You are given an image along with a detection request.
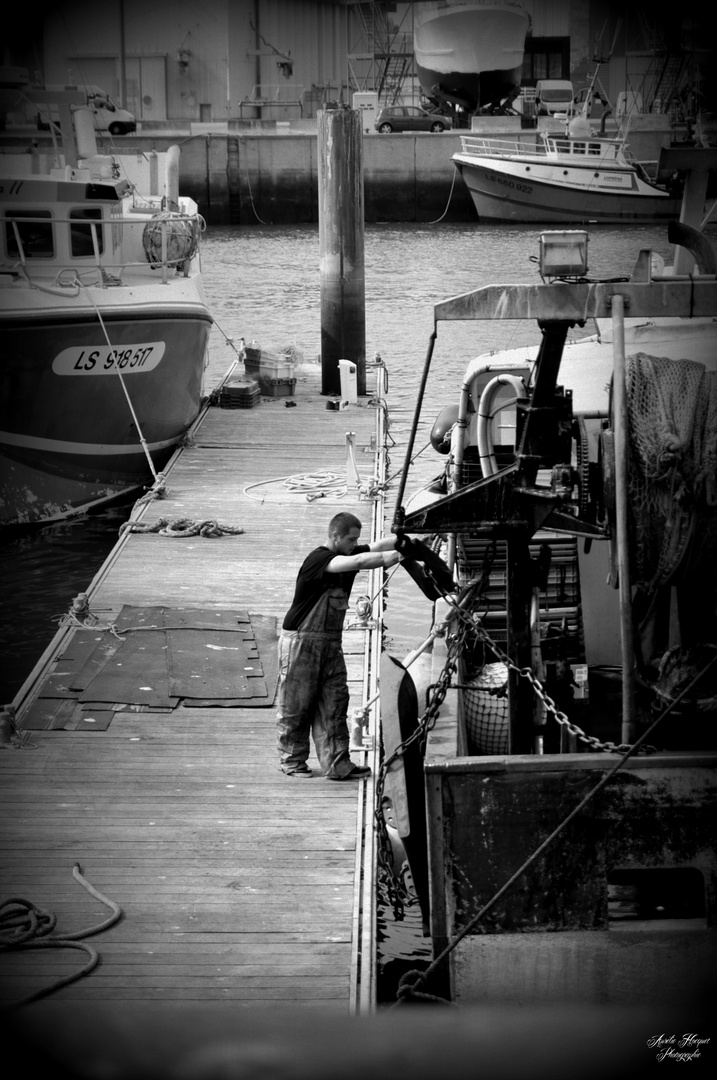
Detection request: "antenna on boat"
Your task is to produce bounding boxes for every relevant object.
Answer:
[577,17,622,123]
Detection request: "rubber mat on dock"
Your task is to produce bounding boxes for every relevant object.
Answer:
[24,607,279,728]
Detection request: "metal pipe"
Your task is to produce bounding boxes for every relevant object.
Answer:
[166,145,180,211]
[611,294,636,743]
[393,330,436,528]
[476,374,528,477]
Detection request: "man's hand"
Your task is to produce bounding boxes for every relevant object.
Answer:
[394,533,419,558]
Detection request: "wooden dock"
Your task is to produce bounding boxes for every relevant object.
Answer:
[0,363,388,1016]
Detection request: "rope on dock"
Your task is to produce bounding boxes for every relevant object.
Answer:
[244,472,348,503]
[0,863,122,1010]
[0,706,33,750]
[119,517,245,537]
[133,471,169,507]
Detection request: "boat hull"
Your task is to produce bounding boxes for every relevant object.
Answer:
[414,1,529,111]
[454,156,683,223]
[0,307,212,525]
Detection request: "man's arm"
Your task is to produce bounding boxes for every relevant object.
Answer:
[326,547,402,574]
[367,535,400,553]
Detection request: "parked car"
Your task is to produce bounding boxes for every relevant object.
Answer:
[375,106,452,133]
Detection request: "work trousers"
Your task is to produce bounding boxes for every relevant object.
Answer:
[276,629,354,777]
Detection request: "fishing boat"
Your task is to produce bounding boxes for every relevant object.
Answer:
[380,148,717,1008]
[452,127,685,224]
[413,1,530,115]
[0,85,212,527]
[451,54,694,224]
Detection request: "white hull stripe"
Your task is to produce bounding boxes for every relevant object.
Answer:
[0,431,180,456]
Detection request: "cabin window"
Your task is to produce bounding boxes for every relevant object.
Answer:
[572,142,586,154]
[70,207,104,257]
[588,143,602,155]
[5,210,54,259]
[608,868,706,927]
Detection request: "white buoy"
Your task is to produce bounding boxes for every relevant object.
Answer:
[74,107,98,160]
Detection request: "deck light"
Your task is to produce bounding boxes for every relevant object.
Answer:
[539,230,589,278]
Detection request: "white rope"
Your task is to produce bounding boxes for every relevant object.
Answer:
[79,282,160,481]
[243,471,348,503]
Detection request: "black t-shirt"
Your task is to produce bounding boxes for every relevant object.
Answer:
[282,544,370,630]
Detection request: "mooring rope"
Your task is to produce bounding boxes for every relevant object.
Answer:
[426,162,459,225]
[0,863,122,1009]
[80,282,161,482]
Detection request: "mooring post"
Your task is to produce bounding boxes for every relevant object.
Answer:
[318,107,366,397]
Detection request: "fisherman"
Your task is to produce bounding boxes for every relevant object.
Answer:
[276,512,404,780]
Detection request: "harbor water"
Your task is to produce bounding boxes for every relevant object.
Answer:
[0,219,687,1000]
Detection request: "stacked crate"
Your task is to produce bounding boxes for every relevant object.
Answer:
[243,346,297,397]
[217,376,261,409]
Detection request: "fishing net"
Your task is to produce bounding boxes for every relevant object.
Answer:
[654,643,717,712]
[464,662,509,754]
[142,211,199,267]
[626,353,717,591]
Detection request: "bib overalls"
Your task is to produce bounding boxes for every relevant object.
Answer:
[276,584,355,778]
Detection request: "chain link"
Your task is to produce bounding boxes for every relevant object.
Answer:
[374,580,483,913]
[375,547,657,909]
[464,614,657,755]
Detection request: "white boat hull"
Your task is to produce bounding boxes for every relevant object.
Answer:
[414,1,530,111]
[453,153,682,223]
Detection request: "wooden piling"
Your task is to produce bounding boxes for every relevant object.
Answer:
[318,107,366,396]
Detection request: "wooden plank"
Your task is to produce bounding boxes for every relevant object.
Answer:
[1,369,384,1012]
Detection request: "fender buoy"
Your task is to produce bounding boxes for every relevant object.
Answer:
[429,405,460,454]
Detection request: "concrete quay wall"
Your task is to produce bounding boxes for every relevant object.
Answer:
[150,115,676,227]
[124,130,475,226]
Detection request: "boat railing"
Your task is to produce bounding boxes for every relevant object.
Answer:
[3,207,203,287]
[458,135,545,158]
[458,133,627,165]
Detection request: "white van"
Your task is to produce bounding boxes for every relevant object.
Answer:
[535,80,575,117]
[38,85,136,135]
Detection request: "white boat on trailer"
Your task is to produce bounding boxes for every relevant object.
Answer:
[0,84,212,527]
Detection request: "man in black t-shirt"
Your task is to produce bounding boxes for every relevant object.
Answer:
[276,511,403,779]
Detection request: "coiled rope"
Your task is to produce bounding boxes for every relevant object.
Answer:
[119,517,244,538]
[244,472,348,503]
[0,863,122,1009]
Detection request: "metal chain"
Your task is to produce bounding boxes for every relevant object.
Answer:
[375,578,485,913]
[376,537,655,917]
[451,598,657,755]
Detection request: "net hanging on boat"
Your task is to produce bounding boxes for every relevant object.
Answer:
[626,352,717,592]
[142,211,199,267]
